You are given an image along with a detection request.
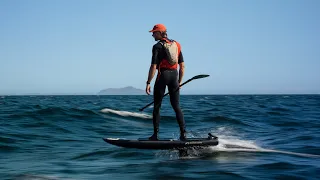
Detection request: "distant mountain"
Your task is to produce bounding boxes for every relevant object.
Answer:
[98,86,145,95]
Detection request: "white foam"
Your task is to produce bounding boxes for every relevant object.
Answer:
[206,134,320,158]
[257,148,320,158]
[185,127,320,159]
[100,108,152,119]
[211,137,261,152]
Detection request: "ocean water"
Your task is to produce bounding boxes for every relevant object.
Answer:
[0,95,319,180]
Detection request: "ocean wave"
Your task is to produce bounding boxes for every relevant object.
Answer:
[270,107,291,112]
[1,95,319,179]
[253,162,306,169]
[7,106,99,120]
[100,108,152,119]
[270,121,302,127]
[0,136,17,144]
[71,149,115,160]
[0,145,19,152]
[203,115,248,126]
[100,114,151,129]
[12,174,63,180]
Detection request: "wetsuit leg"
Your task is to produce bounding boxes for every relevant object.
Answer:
[149,74,166,140]
[167,70,186,140]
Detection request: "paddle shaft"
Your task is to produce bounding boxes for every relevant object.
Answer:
[139,78,194,111]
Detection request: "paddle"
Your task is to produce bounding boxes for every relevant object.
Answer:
[139,74,210,111]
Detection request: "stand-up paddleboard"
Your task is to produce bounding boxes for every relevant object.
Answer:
[103,133,218,150]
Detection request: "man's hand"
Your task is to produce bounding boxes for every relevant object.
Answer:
[146,84,151,95]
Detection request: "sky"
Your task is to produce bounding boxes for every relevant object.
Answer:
[0,0,319,95]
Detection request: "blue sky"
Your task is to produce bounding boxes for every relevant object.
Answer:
[0,0,319,95]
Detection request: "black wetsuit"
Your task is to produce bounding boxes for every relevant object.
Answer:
[149,39,186,140]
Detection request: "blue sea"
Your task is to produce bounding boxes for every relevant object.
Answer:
[1,95,319,180]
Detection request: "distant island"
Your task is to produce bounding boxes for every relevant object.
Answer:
[98,86,145,95]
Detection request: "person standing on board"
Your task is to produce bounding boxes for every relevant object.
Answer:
[145,24,186,141]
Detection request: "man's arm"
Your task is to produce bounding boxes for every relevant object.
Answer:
[178,51,185,84]
[179,62,185,84]
[147,64,157,84]
[147,44,160,84]
[145,44,160,95]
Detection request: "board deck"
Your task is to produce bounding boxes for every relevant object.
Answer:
[103,133,219,150]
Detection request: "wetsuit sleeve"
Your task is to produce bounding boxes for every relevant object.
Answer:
[176,41,184,63]
[178,51,184,63]
[151,44,160,65]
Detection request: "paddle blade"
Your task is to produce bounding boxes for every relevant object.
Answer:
[192,74,210,80]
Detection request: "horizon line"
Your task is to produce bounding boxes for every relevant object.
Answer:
[1,93,319,96]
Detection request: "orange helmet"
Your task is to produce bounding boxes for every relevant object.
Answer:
[149,24,167,32]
